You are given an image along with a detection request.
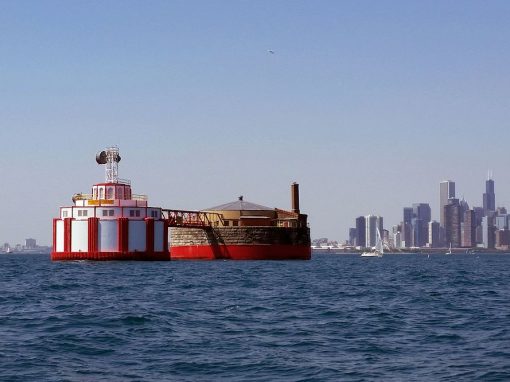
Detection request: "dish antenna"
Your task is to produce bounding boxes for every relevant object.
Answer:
[96,146,121,182]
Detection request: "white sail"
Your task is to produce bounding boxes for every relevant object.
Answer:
[361,228,384,257]
[375,228,384,255]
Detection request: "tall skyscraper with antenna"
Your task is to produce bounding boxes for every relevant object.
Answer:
[483,171,496,216]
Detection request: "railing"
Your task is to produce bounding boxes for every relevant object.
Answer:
[72,193,93,201]
[162,209,224,228]
[72,193,147,201]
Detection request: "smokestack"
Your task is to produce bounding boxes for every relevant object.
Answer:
[291,182,300,214]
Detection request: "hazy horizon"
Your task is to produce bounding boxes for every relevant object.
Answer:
[1,1,510,245]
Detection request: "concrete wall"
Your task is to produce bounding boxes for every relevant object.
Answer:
[170,226,311,247]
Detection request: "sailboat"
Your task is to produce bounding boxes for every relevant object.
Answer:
[445,243,452,255]
[361,228,384,258]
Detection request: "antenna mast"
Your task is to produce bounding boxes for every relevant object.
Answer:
[96,146,121,183]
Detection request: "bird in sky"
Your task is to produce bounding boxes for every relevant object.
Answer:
[268,50,275,54]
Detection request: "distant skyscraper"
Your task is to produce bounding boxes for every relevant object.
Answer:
[377,216,384,245]
[412,203,431,247]
[482,216,495,249]
[495,230,510,249]
[428,221,440,248]
[459,198,469,223]
[348,228,357,246]
[462,210,476,248]
[473,206,484,226]
[483,176,496,216]
[444,198,461,248]
[403,207,413,225]
[393,231,402,249]
[401,221,412,248]
[495,215,508,230]
[25,238,36,249]
[365,215,377,247]
[355,216,366,247]
[365,215,383,247]
[402,208,413,247]
[440,180,455,228]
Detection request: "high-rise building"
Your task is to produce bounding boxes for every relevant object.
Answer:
[428,221,440,248]
[377,216,384,243]
[459,198,469,223]
[483,176,496,216]
[473,207,484,226]
[482,216,495,249]
[412,218,424,247]
[462,210,476,248]
[355,216,366,248]
[365,215,383,247]
[365,215,377,247]
[440,181,455,228]
[25,238,36,249]
[401,221,413,248]
[475,225,483,245]
[348,228,357,246]
[495,230,510,250]
[402,208,413,247]
[495,215,508,230]
[412,203,431,247]
[393,231,402,249]
[444,198,461,248]
[403,207,413,225]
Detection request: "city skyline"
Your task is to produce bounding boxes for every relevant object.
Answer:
[347,173,510,249]
[1,2,510,244]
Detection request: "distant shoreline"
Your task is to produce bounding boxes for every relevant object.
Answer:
[312,248,510,255]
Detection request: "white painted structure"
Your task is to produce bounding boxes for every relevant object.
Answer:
[51,147,169,261]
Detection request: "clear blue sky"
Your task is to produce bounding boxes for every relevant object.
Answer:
[1,1,510,245]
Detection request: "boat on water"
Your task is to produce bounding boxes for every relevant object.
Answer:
[445,243,452,255]
[361,228,383,258]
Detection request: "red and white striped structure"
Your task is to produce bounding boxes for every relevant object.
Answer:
[51,147,169,261]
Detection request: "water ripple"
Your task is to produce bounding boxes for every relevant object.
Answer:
[0,253,510,381]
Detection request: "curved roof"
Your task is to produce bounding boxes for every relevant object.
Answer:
[204,199,274,212]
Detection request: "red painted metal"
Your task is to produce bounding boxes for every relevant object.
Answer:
[63,218,72,253]
[88,217,99,253]
[117,218,129,253]
[51,251,170,261]
[52,218,58,252]
[163,220,169,251]
[170,244,311,261]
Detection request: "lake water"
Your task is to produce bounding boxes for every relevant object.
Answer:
[1,253,509,381]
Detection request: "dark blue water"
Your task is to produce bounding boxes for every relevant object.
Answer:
[1,253,509,381]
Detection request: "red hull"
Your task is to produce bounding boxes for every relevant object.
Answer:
[170,244,311,260]
[51,251,170,261]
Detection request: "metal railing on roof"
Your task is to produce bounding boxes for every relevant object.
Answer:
[162,209,224,227]
[72,193,147,202]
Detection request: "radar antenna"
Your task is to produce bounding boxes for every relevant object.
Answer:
[96,146,121,183]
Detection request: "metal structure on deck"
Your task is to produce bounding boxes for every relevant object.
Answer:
[162,209,224,228]
[96,146,122,183]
